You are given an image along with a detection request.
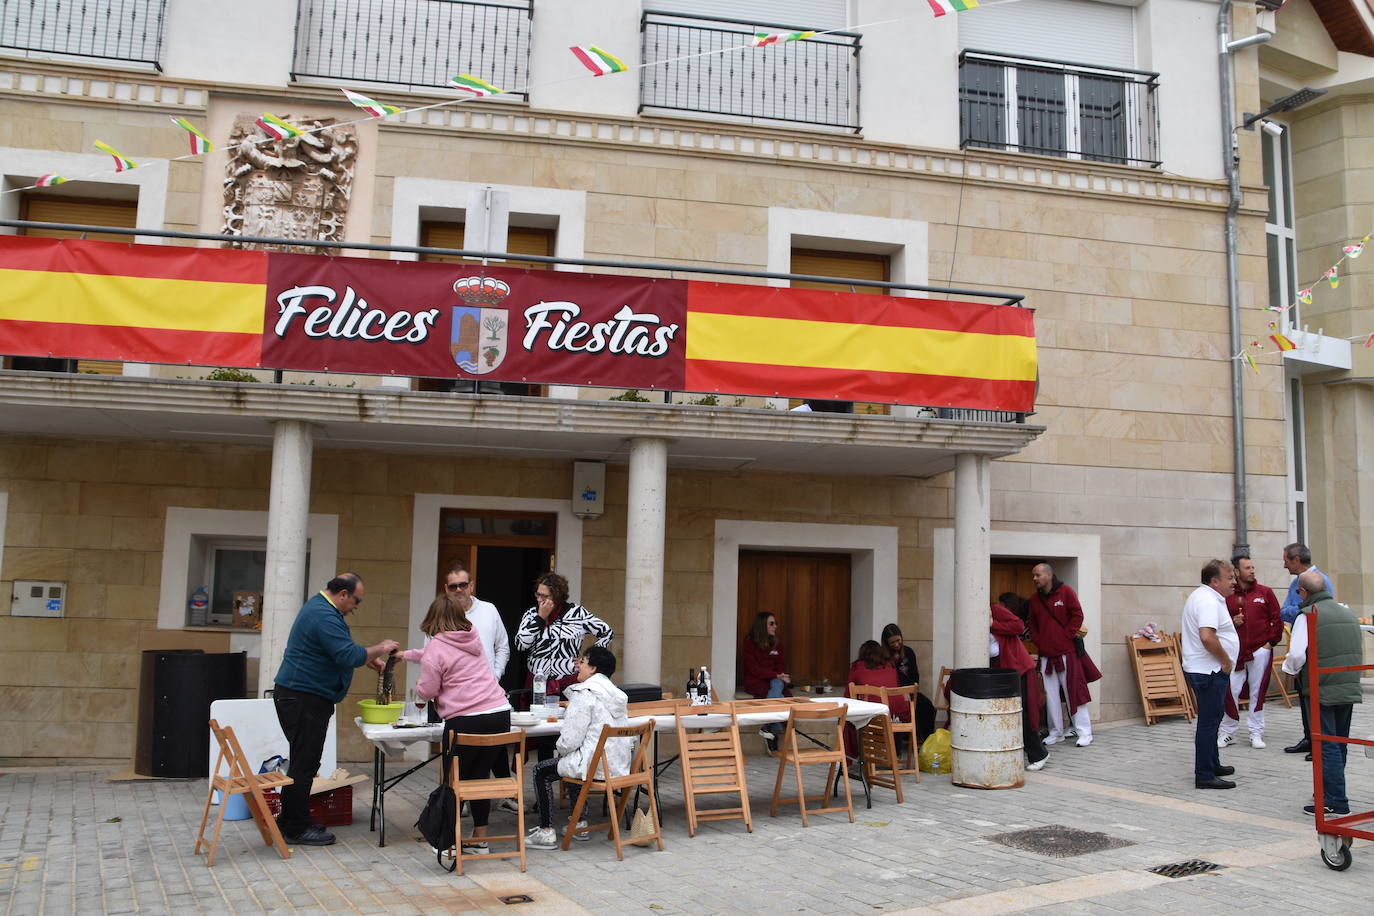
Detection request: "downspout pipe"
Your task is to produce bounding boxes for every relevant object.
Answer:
[1219,0,1250,559]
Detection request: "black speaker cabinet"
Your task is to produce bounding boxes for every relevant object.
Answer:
[134,649,246,777]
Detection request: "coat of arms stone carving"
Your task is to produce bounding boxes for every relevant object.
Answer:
[221,114,356,253]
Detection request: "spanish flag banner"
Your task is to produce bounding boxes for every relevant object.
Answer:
[685,284,1036,412]
[0,236,267,366]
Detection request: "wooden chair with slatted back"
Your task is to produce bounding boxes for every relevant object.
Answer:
[933,667,954,727]
[879,684,921,780]
[769,704,855,827]
[560,720,664,859]
[674,702,753,836]
[195,719,293,866]
[848,686,913,802]
[446,730,527,875]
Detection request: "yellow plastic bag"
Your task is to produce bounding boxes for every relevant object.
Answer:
[918,728,952,774]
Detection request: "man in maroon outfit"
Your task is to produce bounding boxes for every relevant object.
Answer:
[1219,555,1284,749]
[1027,563,1100,747]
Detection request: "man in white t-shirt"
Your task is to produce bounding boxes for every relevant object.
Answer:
[443,566,511,681]
[1181,559,1240,789]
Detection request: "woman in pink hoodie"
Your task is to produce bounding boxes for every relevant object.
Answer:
[415,594,512,851]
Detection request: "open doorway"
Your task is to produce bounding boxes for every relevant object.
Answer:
[437,509,555,690]
[737,551,852,691]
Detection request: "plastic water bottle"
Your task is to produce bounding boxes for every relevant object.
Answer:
[188,585,210,626]
[532,675,547,715]
[933,751,943,774]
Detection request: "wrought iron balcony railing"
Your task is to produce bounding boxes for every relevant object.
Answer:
[640,9,860,133]
[291,0,532,98]
[959,49,1160,168]
[0,0,166,69]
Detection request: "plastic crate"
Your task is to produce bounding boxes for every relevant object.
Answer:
[262,786,354,827]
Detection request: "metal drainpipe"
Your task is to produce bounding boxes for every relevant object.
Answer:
[1219,0,1250,558]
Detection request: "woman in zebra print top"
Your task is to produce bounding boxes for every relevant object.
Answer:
[515,571,614,700]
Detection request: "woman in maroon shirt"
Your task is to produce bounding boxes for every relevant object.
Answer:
[741,612,789,752]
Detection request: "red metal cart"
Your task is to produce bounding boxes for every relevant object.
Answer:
[1306,615,1374,871]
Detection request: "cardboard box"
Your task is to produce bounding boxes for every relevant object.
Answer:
[231,591,262,628]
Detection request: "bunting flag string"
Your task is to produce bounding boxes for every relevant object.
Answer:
[340,88,403,117]
[35,174,67,187]
[255,112,304,140]
[169,116,214,154]
[92,140,137,172]
[927,0,981,16]
[449,74,503,97]
[570,46,628,76]
[752,30,817,46]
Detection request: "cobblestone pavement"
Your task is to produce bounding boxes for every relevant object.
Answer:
[2,697,1371,915]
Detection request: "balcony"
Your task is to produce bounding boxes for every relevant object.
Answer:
[959,49,1160,168]
[640,9,860,133]
[0,0,165,69]
[291,0,532,98]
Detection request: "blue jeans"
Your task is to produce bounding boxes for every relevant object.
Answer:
[1318,704,1353,811]
[1186,671,1227,781]
[765,678,786,737]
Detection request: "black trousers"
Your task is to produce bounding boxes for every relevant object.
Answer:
[273,684,335,835]
[1021,672,1049,764]
[443,709,513,829]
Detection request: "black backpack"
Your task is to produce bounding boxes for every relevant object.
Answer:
[415,745,457,870]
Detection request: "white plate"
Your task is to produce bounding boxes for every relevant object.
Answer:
[510,713,540,727]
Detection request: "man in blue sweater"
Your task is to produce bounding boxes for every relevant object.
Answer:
[274,573,399,846]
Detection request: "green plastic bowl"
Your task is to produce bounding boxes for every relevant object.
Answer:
[359,700,404,724]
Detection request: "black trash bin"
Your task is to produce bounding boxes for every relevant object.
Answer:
[947,667,1023,789]
[134,650,246,777]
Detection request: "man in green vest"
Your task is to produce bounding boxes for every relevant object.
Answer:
[1281,569,1363,816]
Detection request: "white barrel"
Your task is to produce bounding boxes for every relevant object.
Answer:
[949,667,1024,789]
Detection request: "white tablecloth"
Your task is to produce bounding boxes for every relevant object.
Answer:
[356,696,889,755]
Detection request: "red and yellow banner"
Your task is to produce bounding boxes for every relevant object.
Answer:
[0,236,266,366]
[0,237,1037,413]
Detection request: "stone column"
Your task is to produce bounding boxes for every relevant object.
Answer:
[952,453,991,670]
[258,420,315,697]
[622,437,668,686]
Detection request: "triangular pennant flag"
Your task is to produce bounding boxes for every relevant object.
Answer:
[1343,241,1364,259]
[752,30,817,47]
[255,112,304,140]
[169,116,215,154]
[1365,331,1374,349]
[1270,333,1297,351]
[1298,288,1313,304]
[927,0,980,16]
[1324,266,1339,289]
[93,140,137,172]
[1241,350,1259,374]
[35,173,67,187]
[449,74,502,97]
[340,88,402,118]
[570,46,628,76]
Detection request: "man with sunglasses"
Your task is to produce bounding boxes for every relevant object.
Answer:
[442,564,511,682]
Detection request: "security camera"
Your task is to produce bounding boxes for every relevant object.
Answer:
[1260,120,1285,138]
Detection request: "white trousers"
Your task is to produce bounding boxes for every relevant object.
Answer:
[1221,646,1272,738]
[1041,656,1092,739]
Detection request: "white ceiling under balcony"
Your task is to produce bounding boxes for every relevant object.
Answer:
[0,374,1042,478]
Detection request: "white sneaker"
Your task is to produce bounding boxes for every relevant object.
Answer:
[460,840,489,854]
[1044,733,1063,746]
[1063,728,1077,739]
[525,826,558,850]
[1075,735,1093,747]
[1026,755,1049,772]
[1250,736,1266,749]
[497,798,521,814]
[1217,734,1234,748]
[569,819,591,842]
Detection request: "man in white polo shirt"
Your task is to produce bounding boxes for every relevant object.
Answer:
[1181,559,1240,789]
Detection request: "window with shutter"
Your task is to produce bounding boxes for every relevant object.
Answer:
[788,249,891,415]
[8,195,139,375]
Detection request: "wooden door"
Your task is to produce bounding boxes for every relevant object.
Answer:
[738,551,851,689]
[990,559,1038,611]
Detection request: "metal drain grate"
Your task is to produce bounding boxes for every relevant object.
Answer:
[1148,860,1223,879]
[986,825,1134,858]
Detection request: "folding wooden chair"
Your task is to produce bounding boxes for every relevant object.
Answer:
[195,719,293,866]
[560,720,664,859]
[849,684,917,801]
[933,667,954,727]
[675,702,753,836]
[447,730,527,875]
[769,704,855,827]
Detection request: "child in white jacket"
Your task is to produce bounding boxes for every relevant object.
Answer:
[525,646,631,849]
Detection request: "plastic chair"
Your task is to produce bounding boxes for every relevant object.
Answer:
[447,730,527,875]
[195,719,293,866]
[769,704,855,827]
[675,702,753,836]
[560,720,664,859]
